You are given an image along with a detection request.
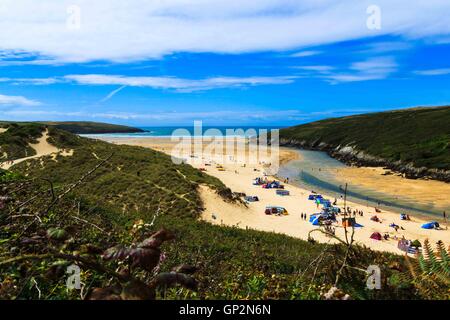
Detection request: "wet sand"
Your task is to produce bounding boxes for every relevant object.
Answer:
[334,166,450,213]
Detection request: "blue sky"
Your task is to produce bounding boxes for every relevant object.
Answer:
[1,0,450,126]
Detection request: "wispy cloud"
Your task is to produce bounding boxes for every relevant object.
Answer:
[0,77,60,85]
[361,41,413,54]
[63,74,297,92]
[293,65,334,73]
[323,57,398,83]
[289,50,322,58]
[100,85,127,102]
[414,68,450,76]
[0,93,41,106]
[0,59,62,67]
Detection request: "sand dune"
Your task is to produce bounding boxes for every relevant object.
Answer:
[0,129,73,170]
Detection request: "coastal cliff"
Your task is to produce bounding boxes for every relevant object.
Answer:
[280,137,450,182]
[280,106,450,183]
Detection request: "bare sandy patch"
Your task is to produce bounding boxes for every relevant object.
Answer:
[1,129,73,170]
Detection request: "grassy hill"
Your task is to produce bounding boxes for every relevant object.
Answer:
[0,121,144,134]
[280,106,450,181]
[1,125,446,300]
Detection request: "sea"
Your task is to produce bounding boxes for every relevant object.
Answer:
[82,126,283,138]
[278,149,447,218]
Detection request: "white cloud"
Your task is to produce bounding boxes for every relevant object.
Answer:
[324,57,398,83]
[293,65,334,73]
[361,41,413,54]
[414,68,450,76]
[289,50,322,58]
[0,77,60,85]
[0,94,41,106]
[63,74,297,92]
[0,0,449,62]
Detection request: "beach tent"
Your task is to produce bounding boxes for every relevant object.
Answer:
[311,217,321,226]
[308,194,323,201]
[353,223,363,228]
[328,206,341,214]
[321,212,336,221]
[322,200,332,208]
[265,206,288,215]
[245,196,259,202]
[421,221,439,229]
[370,232,382,241]
[276,190,290,196]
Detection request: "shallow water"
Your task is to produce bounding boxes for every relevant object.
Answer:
[278,149,446,218]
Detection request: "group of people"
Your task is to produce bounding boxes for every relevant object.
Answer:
[300,213,308,220]
[343,207,364,217]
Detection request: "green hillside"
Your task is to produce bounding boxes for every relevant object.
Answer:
[1,125,446,300]
[280,106,450,180]
[0,121,143,134]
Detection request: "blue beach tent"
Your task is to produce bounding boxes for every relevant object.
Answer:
[323,200,332,208]
[421,221,439,229]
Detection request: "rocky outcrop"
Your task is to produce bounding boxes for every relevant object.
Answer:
[280,138,450,183]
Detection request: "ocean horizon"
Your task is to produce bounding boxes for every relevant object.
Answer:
[82,125,285,138]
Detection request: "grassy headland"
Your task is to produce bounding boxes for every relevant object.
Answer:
[280,106,450,182]
[0,121,144,135]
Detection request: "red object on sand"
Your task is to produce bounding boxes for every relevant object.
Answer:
[370,232,382,241]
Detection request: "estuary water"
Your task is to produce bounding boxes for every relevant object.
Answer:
[278,149,447,218]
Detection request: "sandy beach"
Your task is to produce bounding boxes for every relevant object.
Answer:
[334,166,450,212]
[92,136,449,255]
